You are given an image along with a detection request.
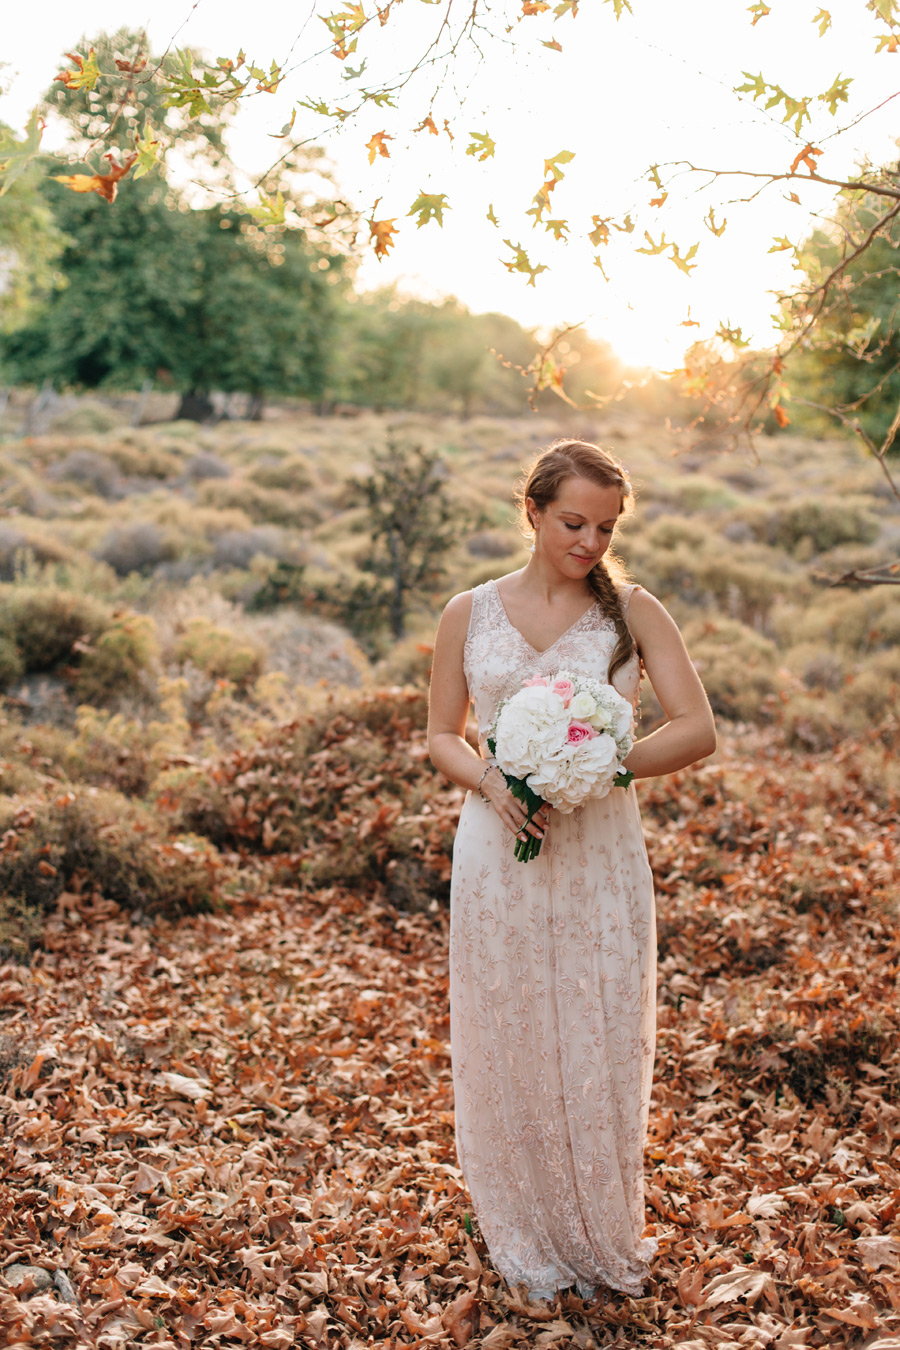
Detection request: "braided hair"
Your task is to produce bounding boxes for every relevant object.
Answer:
[516,439,637,682]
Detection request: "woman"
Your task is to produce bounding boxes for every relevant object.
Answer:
[427,439,715,1302]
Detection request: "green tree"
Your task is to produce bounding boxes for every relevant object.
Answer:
[0,127,66,339]
[791,191,900,448]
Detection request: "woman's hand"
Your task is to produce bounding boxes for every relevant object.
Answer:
[482,765,552,844]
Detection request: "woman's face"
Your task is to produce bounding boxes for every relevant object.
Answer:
[527,474,622,576]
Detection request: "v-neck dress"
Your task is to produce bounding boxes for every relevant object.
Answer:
[449,578,657,1300]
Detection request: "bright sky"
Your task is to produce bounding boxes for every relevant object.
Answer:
[2,0,899,368]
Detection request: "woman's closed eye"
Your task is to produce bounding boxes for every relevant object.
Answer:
[565,523,613,535]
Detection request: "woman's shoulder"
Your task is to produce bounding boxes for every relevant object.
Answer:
[623,584,683,643]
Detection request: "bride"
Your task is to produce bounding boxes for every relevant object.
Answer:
[427,438,715,1302]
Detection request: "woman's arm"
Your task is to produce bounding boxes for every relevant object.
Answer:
[622,588,716,779]
[427,592,549,843]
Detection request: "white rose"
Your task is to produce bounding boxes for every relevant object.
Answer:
[569,690,597,720]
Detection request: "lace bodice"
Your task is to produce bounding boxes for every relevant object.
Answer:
[463,578,642,754]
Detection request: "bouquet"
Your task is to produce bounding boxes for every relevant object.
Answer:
[486,670,635,862]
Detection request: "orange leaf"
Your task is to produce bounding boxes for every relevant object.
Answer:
[365,130,392,164]
[416,115,439,135]
[789,143,823,175]
[53,151,137,203]
[650,192,668,208]
[773,403,790,428]
[369,216,399,258]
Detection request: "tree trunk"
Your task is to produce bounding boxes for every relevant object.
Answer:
[176,390,216,422]
[246,392,265,421]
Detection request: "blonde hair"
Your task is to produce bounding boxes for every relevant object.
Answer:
[516,438,636,681]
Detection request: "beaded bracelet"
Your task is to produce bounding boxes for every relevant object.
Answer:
[477,763,499,800]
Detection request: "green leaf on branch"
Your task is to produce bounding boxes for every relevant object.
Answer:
[408,191,450,227]
[54,48,101,92]
[298,97,333,117]
[737,73,811,133]
[553,0,579,15]
[818,74,852,115]
[249,191,286,225]
[813,8,832,35]
[364,89,397,107]
[133,124,162,180]
[647,163,664,190]
[0,110,45,198]
[486,202,499,226]
[466,131,496,161]
[736,71,767,100]
[502,239,548,285]
[768,235,797,255]
[716,323,750,348]
[544,218,569,239]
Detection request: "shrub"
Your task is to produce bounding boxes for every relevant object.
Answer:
[174,617,264,686]
[212,527,291,570]
[0,636,24,690]
[684,617,781,722]
[742,498,881,555]
[196,478,315,528]
[64,705,156,796]
[0,585,110,672]
[0,894,45,963]
[0,526,27,581]
[47,450,120,499]
[48,402,125,435]
[0,788,221,919]
[153,686,454,906]
[248,457,314,493]
[95,521,176,576]
[372,635,434,688]
[466,530,517,559]
[103,437,181,480]
[770,589,900,655]
[72,612,159,707]
[186,452,231,481]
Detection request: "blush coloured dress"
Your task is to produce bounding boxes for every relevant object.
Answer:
[449,578,657,1300]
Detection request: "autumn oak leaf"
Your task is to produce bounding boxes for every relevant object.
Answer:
[465,131,496,161]
[408,191,449,227]
[366,130,392,164]
[55,48,100,91]
[52,151,138,204]
[369,216,399,257]
[790,143,823,175]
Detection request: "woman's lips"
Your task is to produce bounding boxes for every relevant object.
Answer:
[571,553,595,564]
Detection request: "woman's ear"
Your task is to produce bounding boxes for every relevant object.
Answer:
[525,495,539,531]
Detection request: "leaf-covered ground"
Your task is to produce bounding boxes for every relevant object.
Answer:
[2,727,899,1349]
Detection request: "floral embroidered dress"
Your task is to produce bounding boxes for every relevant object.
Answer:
[449,578,657,1300]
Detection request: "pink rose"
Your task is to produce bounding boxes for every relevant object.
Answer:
[553,678,575,707]
[566,721,597,745]
[522,675,551,687]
